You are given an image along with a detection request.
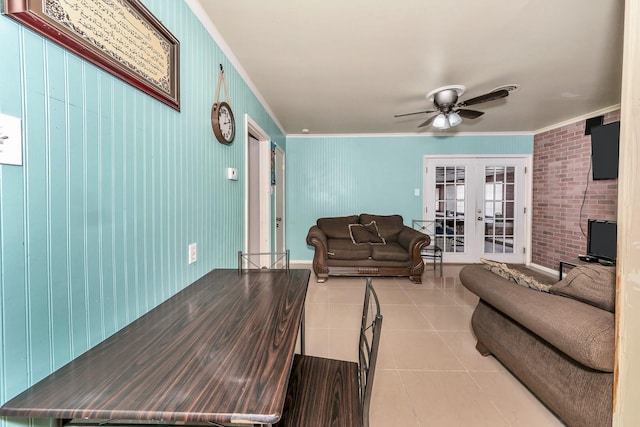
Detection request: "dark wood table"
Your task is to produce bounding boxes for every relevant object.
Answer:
[0,269,310,426]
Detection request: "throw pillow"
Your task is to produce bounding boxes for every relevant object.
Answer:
[479,258,510,280]
[349,221,386,245]
[509,270,553,292]
[359,214,404,242]
[549,264,616,312]
[480,258,552,292]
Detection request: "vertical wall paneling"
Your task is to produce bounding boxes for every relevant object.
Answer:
[24,32,52,384]
[285,134,533,260]
[47,43,72,370]
[0,15,28,408]
[0,1,285,424]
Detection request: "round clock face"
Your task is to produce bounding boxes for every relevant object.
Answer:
[211,101,235,144]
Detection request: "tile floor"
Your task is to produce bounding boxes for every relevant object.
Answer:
[300,263,565,427]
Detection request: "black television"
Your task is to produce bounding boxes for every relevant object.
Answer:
[587,219,617,262]
[590,121,620,180]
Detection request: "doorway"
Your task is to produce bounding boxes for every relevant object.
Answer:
[245,116,272,255]
[423,156,530,264]
[274,145,286,254]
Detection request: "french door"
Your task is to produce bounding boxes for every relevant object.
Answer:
[424,156,529,264]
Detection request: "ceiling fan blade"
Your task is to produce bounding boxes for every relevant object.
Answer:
[418,115,436,128]
[457,109,485,119]
[394,109,436,118]
[459,89,509,107]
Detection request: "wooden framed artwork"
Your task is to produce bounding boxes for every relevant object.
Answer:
[3,0,180,110]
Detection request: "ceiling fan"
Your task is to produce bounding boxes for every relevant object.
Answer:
[394,84,516,130]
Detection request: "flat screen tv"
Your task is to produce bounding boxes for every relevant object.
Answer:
[590,121,620,180]
[587,219,617,262]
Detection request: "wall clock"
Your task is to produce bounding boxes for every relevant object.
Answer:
[211,101,235,145]
[212,65,235,144]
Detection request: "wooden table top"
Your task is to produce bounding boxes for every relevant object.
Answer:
[0,269,310,425]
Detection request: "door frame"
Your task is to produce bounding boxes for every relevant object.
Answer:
[244,115,272,254]
[274,145,286,254]
[422,154,533,264]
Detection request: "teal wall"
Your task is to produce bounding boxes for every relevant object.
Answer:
[0,0,283,422]
[0,0,534,423]
[286,134,533,260]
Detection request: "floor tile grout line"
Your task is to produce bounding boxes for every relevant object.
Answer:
[305,265,562,426]
[390,368,423,427]
[467,369,515,426]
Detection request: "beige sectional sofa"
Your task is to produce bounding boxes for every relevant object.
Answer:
[306,214,430,283]
[460,262,615,427]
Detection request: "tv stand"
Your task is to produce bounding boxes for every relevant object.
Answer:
[559,257,615,279]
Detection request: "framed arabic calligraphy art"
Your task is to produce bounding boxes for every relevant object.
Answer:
[3,0,180,110]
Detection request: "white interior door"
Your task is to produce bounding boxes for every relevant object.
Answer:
[245,116,272,258]
[247,134,261,254]
[424,156,528,264]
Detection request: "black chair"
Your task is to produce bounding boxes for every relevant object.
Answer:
[412,219,443,276]
[276,277,383,427]
[237,250,290,273]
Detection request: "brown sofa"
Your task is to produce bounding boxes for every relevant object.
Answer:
[306,214,430,283]
[460,262,615,427]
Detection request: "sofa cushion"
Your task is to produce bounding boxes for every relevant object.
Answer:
[327,238,371,260]
[359,214,404,241]
[349,221,386,245]
[317,215,360,239]
[371,242,410,262]
[549,264,616,312]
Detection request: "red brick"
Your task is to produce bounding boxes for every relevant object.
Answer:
[532,111,619,270]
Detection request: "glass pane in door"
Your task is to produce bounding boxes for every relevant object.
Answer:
[484,166,515,254]
[434,166,465,253]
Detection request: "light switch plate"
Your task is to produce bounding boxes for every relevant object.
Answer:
[0,113,23,166]
[227,167,238,181]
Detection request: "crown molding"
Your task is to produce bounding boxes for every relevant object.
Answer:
[534,104,621,134]
[287,131,534,139]
[184,0,285,136]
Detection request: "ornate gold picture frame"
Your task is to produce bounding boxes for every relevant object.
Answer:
[4,0,180,110]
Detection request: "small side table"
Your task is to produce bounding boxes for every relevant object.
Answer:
[558,258,592,280]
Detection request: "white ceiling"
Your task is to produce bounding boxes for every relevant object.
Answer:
[193,0,624,135]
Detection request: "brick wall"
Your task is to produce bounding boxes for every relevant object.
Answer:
[531,110,620,270]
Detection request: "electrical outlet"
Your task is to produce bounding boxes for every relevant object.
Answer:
[188,243,197,264]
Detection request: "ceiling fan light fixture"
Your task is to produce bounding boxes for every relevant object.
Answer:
[397,83,512,130]
[448,111,462,127]
[433,113,450,129]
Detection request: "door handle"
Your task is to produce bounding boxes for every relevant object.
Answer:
[477,216,484,221]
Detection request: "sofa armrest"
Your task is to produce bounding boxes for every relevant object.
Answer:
[397,226,430,252]
[307,225,327,249]
[460,265,614,372]
[307,226,329,281]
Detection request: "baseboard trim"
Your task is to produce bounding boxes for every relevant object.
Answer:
[291,260,312,267]
[527,262,559,279]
